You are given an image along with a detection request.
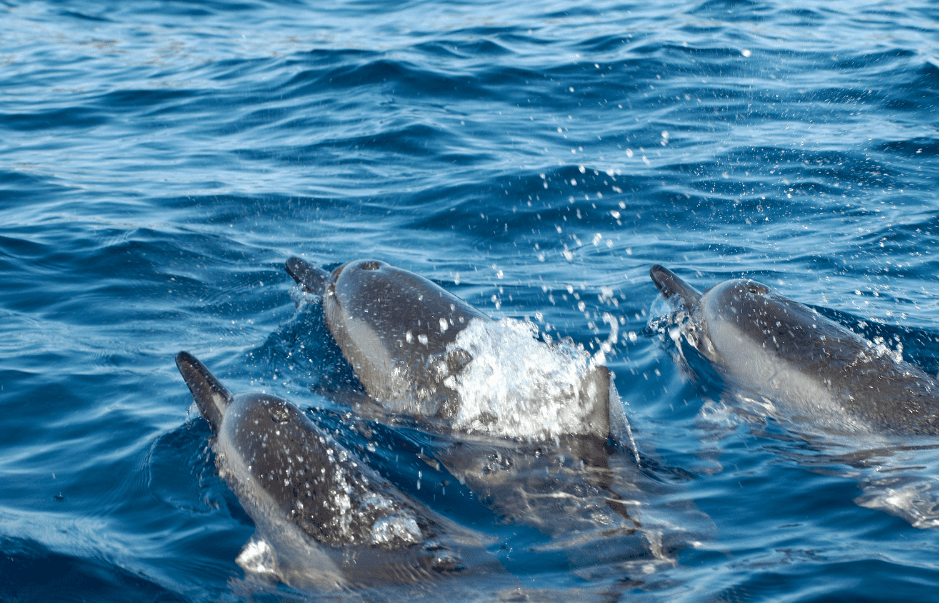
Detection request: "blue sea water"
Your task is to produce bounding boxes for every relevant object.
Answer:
[2,0,939,600]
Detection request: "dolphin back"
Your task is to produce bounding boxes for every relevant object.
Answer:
[650,265,702,308]
[175,351,234,431]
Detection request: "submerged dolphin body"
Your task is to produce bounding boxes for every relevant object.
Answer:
[649,265,939,434]
[175,351,480,590]
[285,257,617,442]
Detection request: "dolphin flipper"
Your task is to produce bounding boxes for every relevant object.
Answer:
[649,265,702,309]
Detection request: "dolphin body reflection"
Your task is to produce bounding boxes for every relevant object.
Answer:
[650,265,939,434]
[175,351,484,590]
[285,256,618,442]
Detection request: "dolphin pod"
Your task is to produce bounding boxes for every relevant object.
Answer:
[182,255,939,589]
[175,351,486,590]
[649,265,939,434]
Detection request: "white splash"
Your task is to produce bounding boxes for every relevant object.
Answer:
[442,318,610,440]
[371,510,422,546]
[236,537,278,578]
[869,336,904,364]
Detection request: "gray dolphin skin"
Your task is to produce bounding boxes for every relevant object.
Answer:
[175,351,474,590]
[649,265,939,434]
[285,256,613,440]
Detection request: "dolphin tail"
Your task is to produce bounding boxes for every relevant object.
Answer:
[649,265,702,308]
[285,256,330,294]
[175,351,234,431]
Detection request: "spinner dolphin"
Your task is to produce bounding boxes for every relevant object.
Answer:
[175,351,486,590]
[649,265,939,434]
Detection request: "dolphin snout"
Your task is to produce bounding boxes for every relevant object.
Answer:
[286,256,330,294]
[649,265,703,308]
[175,351,234,432]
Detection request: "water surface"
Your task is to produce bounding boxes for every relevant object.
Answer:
[2,0,939,600]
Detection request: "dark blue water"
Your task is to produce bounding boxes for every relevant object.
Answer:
[2,0,939,600]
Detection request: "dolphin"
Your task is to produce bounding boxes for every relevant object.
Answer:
[649,265,939,434]
[284,257,617,442]
[175,351,484,590]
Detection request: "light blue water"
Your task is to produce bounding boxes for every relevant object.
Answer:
[1,0,939,600]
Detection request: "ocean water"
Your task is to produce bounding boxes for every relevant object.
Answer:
[2,0,939,600]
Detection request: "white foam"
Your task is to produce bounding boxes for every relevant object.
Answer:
[442,318,609,440]
[371,510,422,546]
[236,536,278,578]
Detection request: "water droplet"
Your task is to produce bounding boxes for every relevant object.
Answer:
[270,402,290,423]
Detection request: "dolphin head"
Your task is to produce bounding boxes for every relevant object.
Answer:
[652,267,858,407]
[654,267,808,361]
[697,277,832,362]
[288,257,488,411]
[324,259,487,331]
[650,266,792,358]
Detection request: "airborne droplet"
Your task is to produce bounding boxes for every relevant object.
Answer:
[270,402,290,423]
